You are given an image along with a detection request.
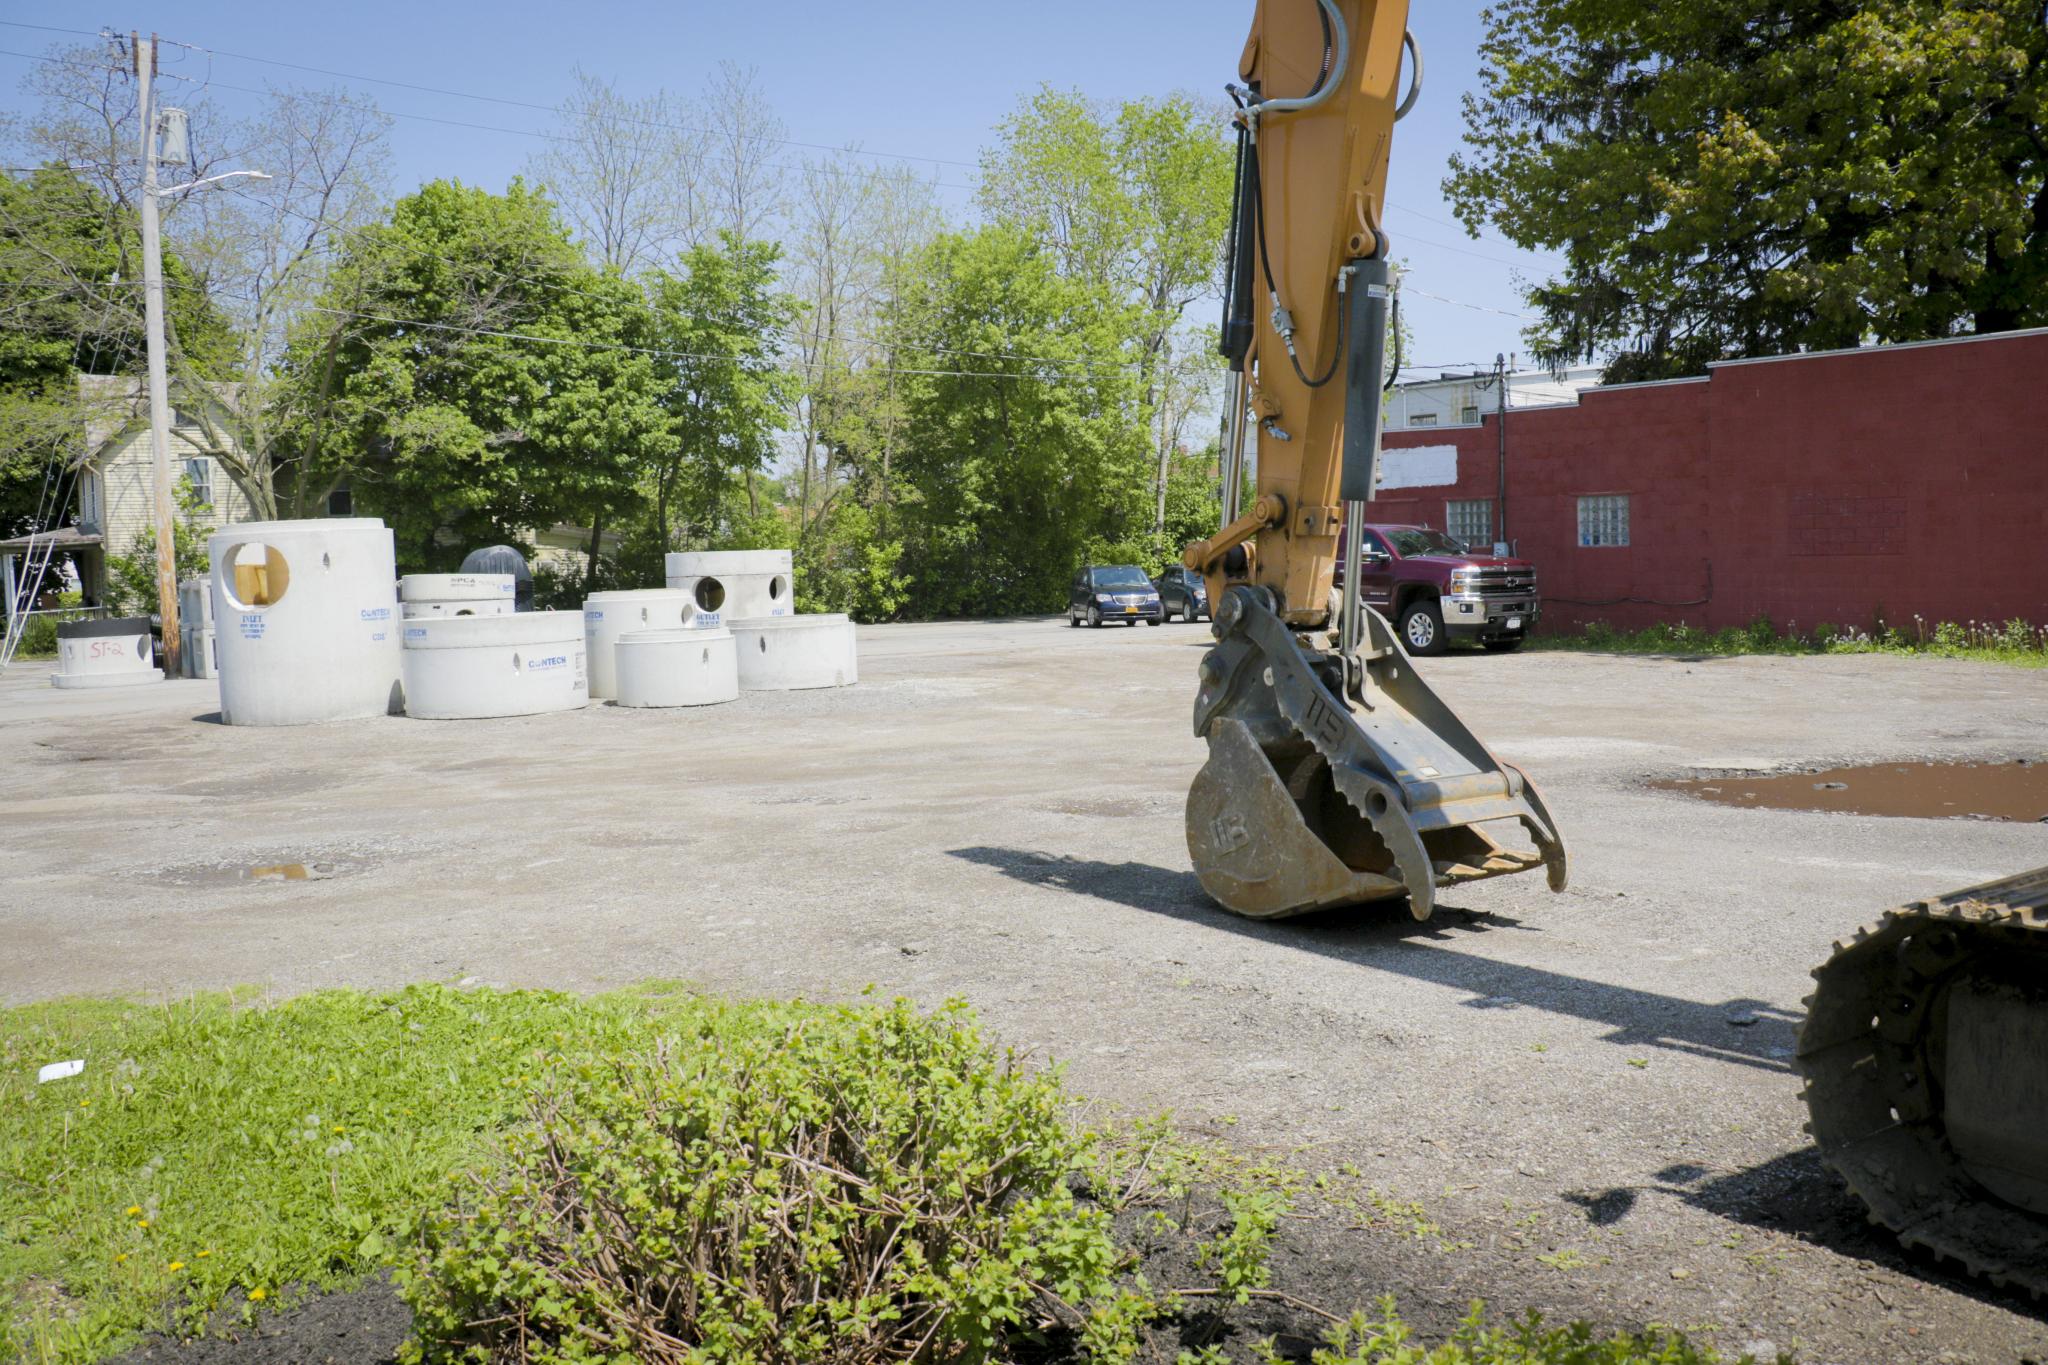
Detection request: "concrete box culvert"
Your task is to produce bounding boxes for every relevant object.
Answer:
[731,614,858,691]
[613,628,738,708]
[51,616,160,689]
[178,576,213,629]
[209,518,402,726]
[663,550,794,629]
[582,589,700,700]
[400,611,588,720]
[179,626,218,680]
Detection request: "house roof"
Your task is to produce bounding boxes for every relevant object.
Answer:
[0,526,103,553]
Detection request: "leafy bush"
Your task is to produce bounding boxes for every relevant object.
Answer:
[1271,1300,1786,1364]
[5,590,81,657]
[399,998,1124,1364]
[104,476,211,616]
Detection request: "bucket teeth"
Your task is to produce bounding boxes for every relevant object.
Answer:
[1185,588,1566,920]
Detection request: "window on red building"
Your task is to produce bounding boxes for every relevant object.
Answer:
[1577,494,1630,547]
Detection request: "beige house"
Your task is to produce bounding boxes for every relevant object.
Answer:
[70,375,256,603]
[6,376,607,613]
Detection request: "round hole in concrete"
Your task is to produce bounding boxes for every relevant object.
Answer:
[694,577,726,613]
[218,543,291,609]
[758,637,768,652]
[769,574,787,600]
[512,652,523,672]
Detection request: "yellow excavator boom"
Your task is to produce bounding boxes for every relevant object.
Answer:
[1181,0,1568,919]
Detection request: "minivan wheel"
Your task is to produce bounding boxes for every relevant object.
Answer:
[1088,605,1103,628]
[1399,599,1448,656]
[1068,609,1080,628]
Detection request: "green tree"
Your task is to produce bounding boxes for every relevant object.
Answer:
[0,167,234,537]
[642,233,797,569]
[283,180,669,575]
[890,227,1150,618]
[1447,0,2048,379]
[980,90,1233,531]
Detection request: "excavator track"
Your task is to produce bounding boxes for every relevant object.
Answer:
[1796,866,2048,1297]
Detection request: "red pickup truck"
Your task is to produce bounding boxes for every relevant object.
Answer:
[1334,523,1541,655]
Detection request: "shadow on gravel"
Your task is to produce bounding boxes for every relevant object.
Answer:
[1563,1151,2048,1323]
[949,847,1802,1073]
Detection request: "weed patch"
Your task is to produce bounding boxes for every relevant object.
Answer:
[3,989,1779,1364]
[1531,615,2048,668]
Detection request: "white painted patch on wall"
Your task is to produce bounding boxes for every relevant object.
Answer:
[1378,444,1460,491]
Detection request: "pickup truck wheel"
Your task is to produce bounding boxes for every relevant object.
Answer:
[1088,605,1103,628]
[1399,600,1448,656]
[1482,638,1524,653]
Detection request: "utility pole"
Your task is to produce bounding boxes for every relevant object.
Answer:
[1494,352,1509,550]
[135,32,181,677]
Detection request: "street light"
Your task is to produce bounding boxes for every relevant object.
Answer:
[134,32,268,677]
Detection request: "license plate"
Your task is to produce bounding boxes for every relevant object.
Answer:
[1506,616,1523,630]
[1124,606,1139,614]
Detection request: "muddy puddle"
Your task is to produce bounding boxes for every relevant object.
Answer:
[1654,759,2048,821]
[151,858,351,887]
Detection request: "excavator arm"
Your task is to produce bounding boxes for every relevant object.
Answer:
[1181,0,1569,919]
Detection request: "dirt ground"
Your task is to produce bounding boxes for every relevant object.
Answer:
[7,620,2048,1363]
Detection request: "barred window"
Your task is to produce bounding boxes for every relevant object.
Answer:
[1459,405,1481,424]
[1577,494,1630,547]
[1446,498,1494,548]
[1409,412,1438,426]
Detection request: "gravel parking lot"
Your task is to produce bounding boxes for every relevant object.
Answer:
[5,620,2046,1362]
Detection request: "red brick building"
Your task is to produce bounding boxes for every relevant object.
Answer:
[1370,327,2048,633]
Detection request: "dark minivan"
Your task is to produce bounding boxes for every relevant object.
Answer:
[1068,565,1164,627]
[1151,565,1209,622]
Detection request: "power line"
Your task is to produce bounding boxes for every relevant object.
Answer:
[1403,286,1536,320]
[160,73,980,196]
[0,21,979,175]
[206,184,1137,373]
[302,304,1134,385]
[0,20,102,39]
[158,35,982,173]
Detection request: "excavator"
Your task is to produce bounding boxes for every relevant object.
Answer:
[1185,0,2048,1298]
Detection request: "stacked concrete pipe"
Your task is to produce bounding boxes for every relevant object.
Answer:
[614,628,738,708]
[663,550,794,629]
[401,612,588,719]
[208,518,402,725]
[582,589,699,701]
[399,573,516,619]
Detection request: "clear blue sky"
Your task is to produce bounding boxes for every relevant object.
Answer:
[0,1,1562,377]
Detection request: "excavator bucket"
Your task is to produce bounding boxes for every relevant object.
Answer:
[1186,588,1567,920]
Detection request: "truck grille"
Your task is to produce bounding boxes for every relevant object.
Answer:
[1468,569,1536,596]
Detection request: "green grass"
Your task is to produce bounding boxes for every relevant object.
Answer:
[2,987,1777,1364]
[1529,614,2048,668]
[0,982,721,1361]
